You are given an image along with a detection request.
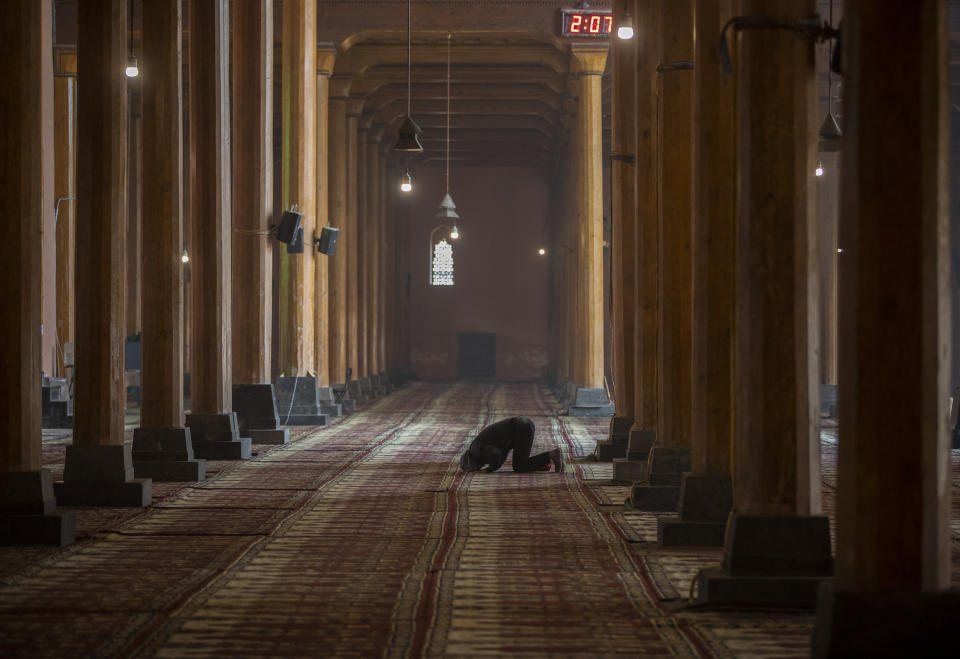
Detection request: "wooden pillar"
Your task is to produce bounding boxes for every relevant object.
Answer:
[277,0,316,379]
[0,0,75,544]
[186,0,252,457]
[697,0,830,607]
[356,127,368,380]
[813,2,957,654]
[377,151,388,375]
[601,0,638,459]
[189,0,232,414]
[139,0,185,431]
[367,133,382,378]
[657,0,738,546]
[74,0,128,449]
[57,0,151,507]
[231,0,273,386]
[131,0,205,480]
[345,104,362,381]
[315,47,335,388]
[126,91,142,337]
[328,80,349,386]
[54,74,77,379]
[631,0,695,509]
[624,0,661,475]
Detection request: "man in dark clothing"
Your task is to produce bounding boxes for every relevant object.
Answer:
[459,416,564,473]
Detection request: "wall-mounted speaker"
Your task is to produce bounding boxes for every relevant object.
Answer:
[315,226,339,255]
[286,226,304,254]
[275,210,302,245]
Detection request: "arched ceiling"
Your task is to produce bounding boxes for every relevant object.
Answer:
[318,1,613,169]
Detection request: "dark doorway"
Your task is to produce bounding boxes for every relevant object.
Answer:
[458,333,496,379]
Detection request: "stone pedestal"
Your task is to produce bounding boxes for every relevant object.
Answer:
[567,387,615,417]
[0,470,76,546]
[594,415,632,461]
[696,514,832,608]
[811,585,960,658]
[232,384,290,443]
[347,379,369,405]
[317,386,343,417]
[612,428,655,483]
[41,377,73,429]
[332,383,356,414]
[54,445,152,507]
[186,413,252,459]
[631,447,691,510]
[274,376,328,426]
[132,427,206,481]
[657,473,731,547]
[377,372,392,395]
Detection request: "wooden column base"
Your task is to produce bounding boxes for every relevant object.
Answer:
[0,470,76,547]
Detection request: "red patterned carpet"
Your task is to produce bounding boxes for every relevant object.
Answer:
[1,382,958,657]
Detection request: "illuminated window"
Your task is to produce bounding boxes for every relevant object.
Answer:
[431,239,454,286]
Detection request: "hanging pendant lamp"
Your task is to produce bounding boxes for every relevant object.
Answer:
[435,34,459,222]
[394,0,423,153]
[818,0,842,152]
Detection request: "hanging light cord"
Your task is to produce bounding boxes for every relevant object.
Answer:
[827,0,833,115]
[406,0,412,117]
[128,0,134,58]
[445,33,451,194]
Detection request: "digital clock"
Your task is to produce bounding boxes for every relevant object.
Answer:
[560,8,613,37]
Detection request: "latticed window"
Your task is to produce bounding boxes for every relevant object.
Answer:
[431,239,454,286]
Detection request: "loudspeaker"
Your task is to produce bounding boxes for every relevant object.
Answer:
[286,226,304,254]
[315,226,339,255]
[275,210,302,245]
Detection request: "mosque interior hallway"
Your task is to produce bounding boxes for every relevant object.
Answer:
[2,381,959,657]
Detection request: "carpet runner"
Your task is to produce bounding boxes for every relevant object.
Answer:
[1,381,957,657]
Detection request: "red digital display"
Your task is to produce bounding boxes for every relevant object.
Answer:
[561,9,613,37]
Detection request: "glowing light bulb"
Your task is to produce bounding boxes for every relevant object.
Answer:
[125,57,139,78]
[450,225,460,240]
[181,249,189,263]
[815,160,824,177]
[400,170,413,193]
[837,248,844,254]
[538,248,546,256]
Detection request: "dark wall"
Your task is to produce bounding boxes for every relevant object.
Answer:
[402,164,552,381]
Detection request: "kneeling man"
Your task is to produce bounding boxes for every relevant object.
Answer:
[459,416,564,473]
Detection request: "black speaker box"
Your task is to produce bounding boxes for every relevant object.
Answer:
[316,226,339,255]
[276,210,303,245]
[286,226,304,254]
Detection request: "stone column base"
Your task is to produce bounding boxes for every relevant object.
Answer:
[629,446,691,511]
[233,383,281,431]
[567,387,615,417]
[275,376,327,426]
[377,372,393,395]
[317,386,343,417]
[612,457,647,483]
[657,473,732,547]
[696,514,833,608]
[186,413,252,459]
[0,470,76,546]
[247,428,290,444]
[812,585,960,657]
[132,427,206,482]
[594,415,633,461]
[54,445,151,507]
[347,380,369,404]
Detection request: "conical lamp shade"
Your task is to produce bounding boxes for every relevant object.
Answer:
[393,115,424,152]
[818,112,843,152]
[435,192,459,221]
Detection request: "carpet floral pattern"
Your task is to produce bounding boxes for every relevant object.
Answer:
[1,382,957,657]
